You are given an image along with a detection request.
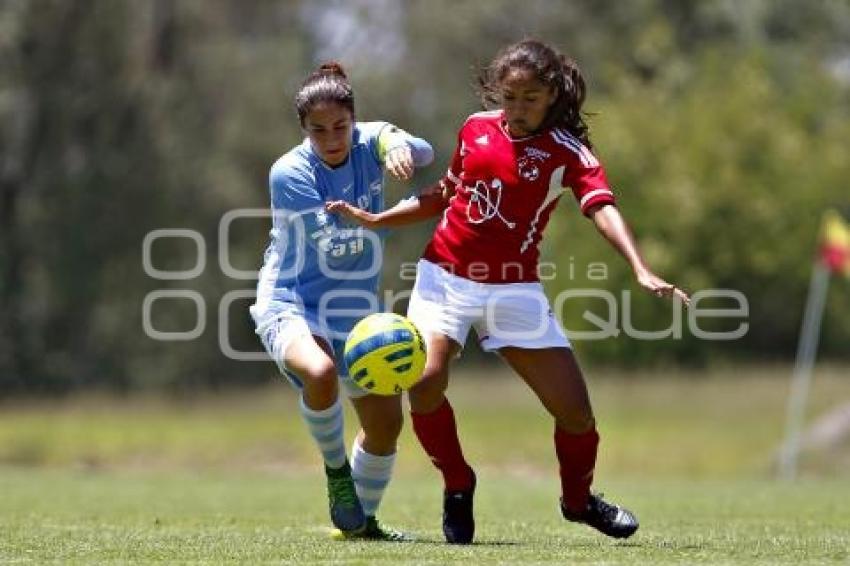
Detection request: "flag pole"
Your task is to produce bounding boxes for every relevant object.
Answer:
[778,262,831,480]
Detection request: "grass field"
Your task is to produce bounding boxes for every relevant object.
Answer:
[1,365,848,564]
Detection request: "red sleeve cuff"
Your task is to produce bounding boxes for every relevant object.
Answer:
[578,188,616,216]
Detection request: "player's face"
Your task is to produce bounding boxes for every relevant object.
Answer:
[303,102,354,167]
[499,67,557,138]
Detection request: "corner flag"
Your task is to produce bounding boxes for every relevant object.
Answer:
[819,210,850,277]
[780,209,849,480]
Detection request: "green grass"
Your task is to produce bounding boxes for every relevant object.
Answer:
[0,365,848,563]
[1,469,847,564]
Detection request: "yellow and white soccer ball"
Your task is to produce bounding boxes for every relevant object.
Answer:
[344,313,427,396]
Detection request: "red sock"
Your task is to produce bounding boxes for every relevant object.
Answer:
[554,425,599,514]
[410,399,474,492]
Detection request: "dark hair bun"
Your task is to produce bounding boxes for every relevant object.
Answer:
[295,61,355,124]
[318,61,347,80]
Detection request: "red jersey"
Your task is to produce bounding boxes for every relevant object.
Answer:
[423,110,616,283]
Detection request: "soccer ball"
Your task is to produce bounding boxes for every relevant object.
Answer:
[344,313,427,396]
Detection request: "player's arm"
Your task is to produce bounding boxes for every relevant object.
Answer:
[588,203,690,305]
[273,166,372,261]
[330,128,461,228]
[326,181,450,229]
[377,124,434,181]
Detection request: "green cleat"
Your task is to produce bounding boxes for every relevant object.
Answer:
[330,516,414,542]
[325,462,366,533]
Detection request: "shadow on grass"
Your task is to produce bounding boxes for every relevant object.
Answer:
[366,537,520,546]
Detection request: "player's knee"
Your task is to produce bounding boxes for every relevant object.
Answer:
[302,361,338,389]
[423,360,450,389]
[409,364,449,411]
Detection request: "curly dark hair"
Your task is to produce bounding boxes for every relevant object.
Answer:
[478,39,591,147]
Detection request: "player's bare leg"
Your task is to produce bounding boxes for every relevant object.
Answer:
[286,335,365,533]
[499,346,639,539]
[409,333,476,544]
[332,393,412,541]
[285,335,339,411]
[351,393,402,457]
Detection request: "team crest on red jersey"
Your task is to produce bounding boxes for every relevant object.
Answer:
[517,156,539,181]
[517,146,551,182]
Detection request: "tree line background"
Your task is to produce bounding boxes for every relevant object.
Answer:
[1,0,848,395]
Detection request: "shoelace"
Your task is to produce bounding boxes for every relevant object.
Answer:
[589,493,619,522]
[328,476,359,507]
[366,518,408,541]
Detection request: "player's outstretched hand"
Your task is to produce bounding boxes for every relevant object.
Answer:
[385,145,414,181]
[325,200,379,229]
[636,270,690,306]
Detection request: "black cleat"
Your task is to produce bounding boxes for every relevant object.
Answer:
[442,469,476,544]
[561,493,639,539]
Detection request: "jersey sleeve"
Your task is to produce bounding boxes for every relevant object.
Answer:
[270,161,320,214]
[562,145,616,216]
[270,160,371,261]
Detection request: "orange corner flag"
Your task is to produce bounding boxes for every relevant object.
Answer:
[820,210,850,276]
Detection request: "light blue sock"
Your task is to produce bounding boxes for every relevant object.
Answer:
[299,396,347,469]
[351,440,396,517]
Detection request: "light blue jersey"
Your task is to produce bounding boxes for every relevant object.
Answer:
[250,121,433,356]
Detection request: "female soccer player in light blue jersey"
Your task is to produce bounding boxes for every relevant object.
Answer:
[250,62,433,541]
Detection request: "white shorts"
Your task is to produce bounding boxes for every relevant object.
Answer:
[255,303,367,398]
[407,259,571,351]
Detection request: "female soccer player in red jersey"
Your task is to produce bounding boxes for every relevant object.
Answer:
[327,39,689,544]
